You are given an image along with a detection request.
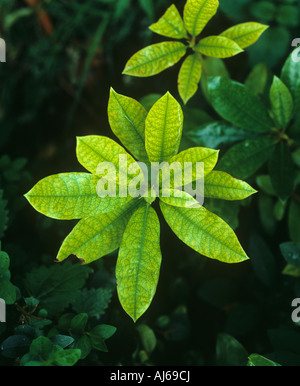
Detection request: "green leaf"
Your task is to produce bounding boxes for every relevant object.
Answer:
[108,89,148,162]
[217,137,276,179]
[220,22,269,49]
[70,313,88,333]
[159,188,201,208]
[270,76,294,129]
[145,92,183,162]
[289,200,300,243]
[49,348,81,366]
[280,242,300,267]
[183,0,219,37]
[116,203,162,322]
[160,202,249,263]
[23,262,92,316]
[56,200,140,264]
[208,77,274,133]
[0,251,10,275]
[149,4,188,39]
[245,63,269,96]
[74,335,92,359]
[0,278,16,304]
[178,53,202,104]
[281,48,300,112]
[195,36,243,58]
[186,121,253,149]
[268,142,295,201]
[216,333,248,366]
[137,324,157,354]
[72,288,113,318]
[89,324,116,352]
[204,171,257,200]
[122,42,187,77]
[24,173,122,220]
[76,136,138,184]
[248,354,281,366]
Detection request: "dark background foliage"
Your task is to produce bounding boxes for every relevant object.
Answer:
[0,0,300,366]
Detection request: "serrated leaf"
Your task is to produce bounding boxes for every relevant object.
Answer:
[0,278,16,304]
[149,4,187,39]
[220,22,269,49]
[23,262,92,316]
[217,137,276,179]
[208,76,274,133]
[145,92,183,162]
[281,47,300,112]
[159,188,201,208]
[270,76,294,129]
[183,0,219,37]
[57,200,140,264]
[195,36,243,58]
[116,204,161,322]
[204,171,257,200]
[24,173,126,220]
[178,53,202,104]
[108,89,148,162]
[123,42,187,77]
[160,202,249,263]
[72,288,113,318]
[268,142,295,201]
[76,136,138,185]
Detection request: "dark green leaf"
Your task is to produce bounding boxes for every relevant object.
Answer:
[280,242,300,267]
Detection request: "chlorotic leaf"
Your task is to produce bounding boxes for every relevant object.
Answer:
[204,171,257,200]
[220,22,269,49]
[269,76,294,129]
[149,4,188,39]
[122,42,187,77]
[24,173,129,220]
[183,0,219,37]
[178,53,202,104]
[217,137,276,180]
[145,92,183,162]
[195,36,244,58]
[56,200,140,264]
[108,89,148,162]
[116,203,162,322]
[160,201,249,263]
[159,188,201,208]
[76,136,139,186]
[168,147,219,178]
[208,76,274,133]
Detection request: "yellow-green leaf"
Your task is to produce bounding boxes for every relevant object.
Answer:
[270,76,294,129]
[160,201,249,263]
[145,92,183,162]
[204,171,257,200]
[183,0,219,37]
[195,36,244,58]
[178,53,202,104]
[108,88,148,162]
[159,188,201,208]
[116,203,161,322]
[149,4,188,39]
[166,147,219,186]
[57,200,140,264]
[122,42,187,77]
[220,22,269,49]
[76,136,140,187]
[24,173,131,220]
